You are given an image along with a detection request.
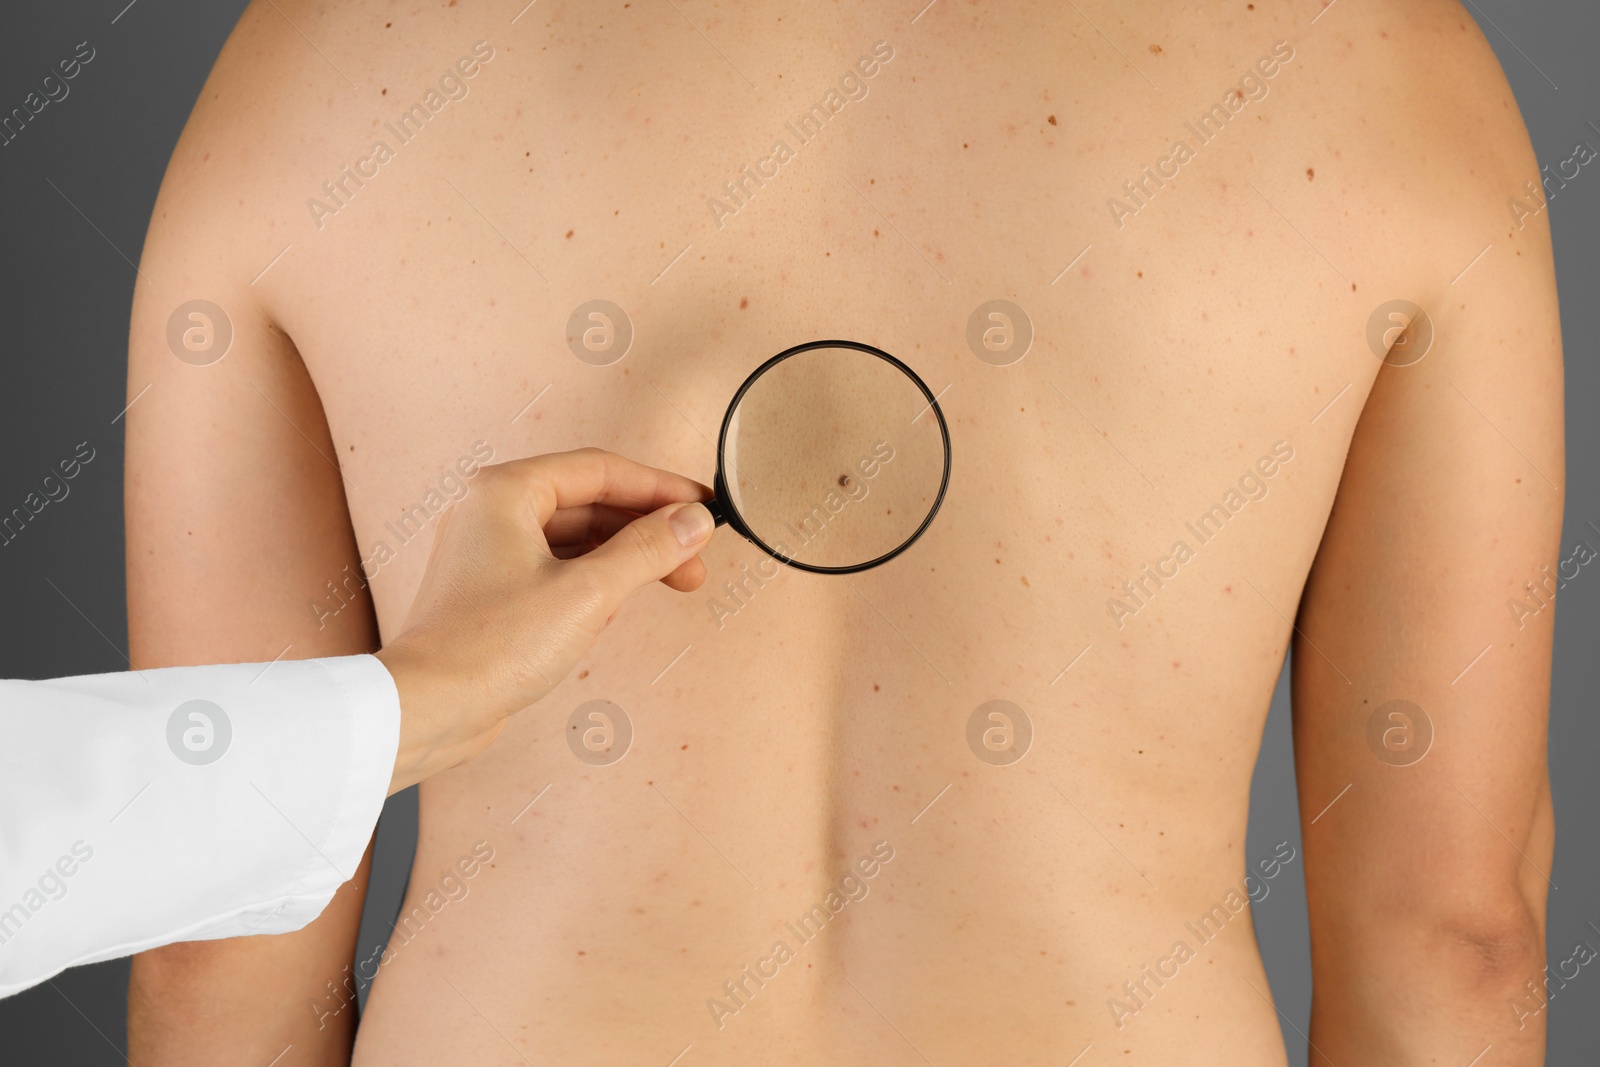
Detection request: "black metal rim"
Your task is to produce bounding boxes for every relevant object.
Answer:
[713,339,952,575]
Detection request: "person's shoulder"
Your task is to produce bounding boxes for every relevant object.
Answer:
[139,1,392,289]
[1274,0,1548,293]
[1307,0,1538,186]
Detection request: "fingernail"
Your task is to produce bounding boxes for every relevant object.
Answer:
[670,502,714,546]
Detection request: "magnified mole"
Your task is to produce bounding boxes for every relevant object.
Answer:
[838,474,851,487]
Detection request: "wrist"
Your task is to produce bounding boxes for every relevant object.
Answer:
[375,643,455,795]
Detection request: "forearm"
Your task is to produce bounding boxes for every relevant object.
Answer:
[129,851,373,1066]
[124,255,382,1062]
[119,654,387,1065]
[126,630,382,1058]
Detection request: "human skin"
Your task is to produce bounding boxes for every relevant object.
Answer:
[377,450,718,797]
[124,0,1561,1063]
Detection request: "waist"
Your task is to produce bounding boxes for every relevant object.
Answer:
[372,781,1293,1061]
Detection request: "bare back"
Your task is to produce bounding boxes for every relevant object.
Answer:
[124,2,1562,1064]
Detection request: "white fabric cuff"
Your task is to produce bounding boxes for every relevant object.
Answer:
[0,653,401,998]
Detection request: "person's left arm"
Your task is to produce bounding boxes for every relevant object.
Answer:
[1292,8,1563,1060]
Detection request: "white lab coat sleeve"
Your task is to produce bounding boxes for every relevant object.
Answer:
[0,653,400,998]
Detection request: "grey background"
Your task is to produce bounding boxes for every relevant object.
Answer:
[0,2,1593,1063]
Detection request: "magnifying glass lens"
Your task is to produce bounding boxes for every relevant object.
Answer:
[720,344,947,571]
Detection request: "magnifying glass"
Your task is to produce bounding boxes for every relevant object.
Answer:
[703,340,951,574]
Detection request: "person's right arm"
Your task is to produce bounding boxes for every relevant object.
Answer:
[1,448,714,1003]
[123,10,383,1059]
[125,274,381,1055]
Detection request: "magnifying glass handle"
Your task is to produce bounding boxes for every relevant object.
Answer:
[705,497,731,528]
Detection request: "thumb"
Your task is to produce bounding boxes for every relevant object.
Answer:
[578,500,715,604]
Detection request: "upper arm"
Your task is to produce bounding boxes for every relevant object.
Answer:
[123,6,379,1061]
[1292,2,1562,1058]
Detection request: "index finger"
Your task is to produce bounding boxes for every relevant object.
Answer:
[493,447,713,524]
